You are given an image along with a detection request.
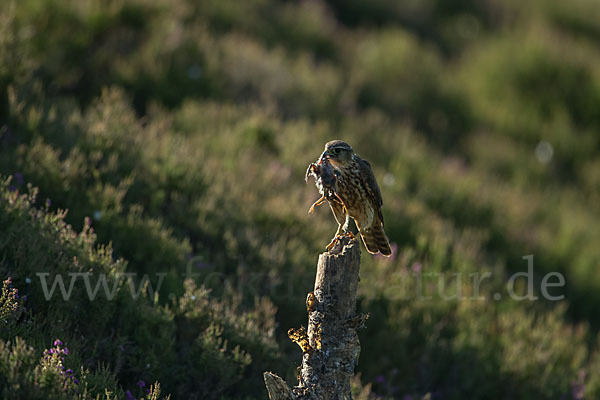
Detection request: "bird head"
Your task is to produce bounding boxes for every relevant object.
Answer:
[320,140,354,167]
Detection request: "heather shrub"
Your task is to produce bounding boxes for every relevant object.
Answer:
[0,179,280,398]
[352,29,472,149]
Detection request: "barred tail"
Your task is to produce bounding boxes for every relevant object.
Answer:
[360,228,380,254]
[360,222,392,256]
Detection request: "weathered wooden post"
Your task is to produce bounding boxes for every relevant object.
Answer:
[264,235,368,399]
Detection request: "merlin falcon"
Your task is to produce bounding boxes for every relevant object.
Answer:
[306,140,392,256]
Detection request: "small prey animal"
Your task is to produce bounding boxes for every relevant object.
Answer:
[305,157,345,214]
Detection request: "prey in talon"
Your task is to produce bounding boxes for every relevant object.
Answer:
[305,157,345,215]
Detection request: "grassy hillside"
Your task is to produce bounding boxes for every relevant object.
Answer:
[1,0,600,398]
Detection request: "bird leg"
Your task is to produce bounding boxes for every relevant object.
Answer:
[326,214,357,250]
[341,213,351,234]
[341,215,356,240]
[326,223,345,250]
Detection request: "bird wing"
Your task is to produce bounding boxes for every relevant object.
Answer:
[357,156,384,225]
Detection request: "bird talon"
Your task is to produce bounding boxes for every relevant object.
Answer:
[326,236,340,251]
[326,230,354,251]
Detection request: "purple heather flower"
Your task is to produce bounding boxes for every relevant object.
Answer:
[46,198,51,207]
[63,348,70,355]
[66,369,73,375]
[125,390,135,400]
[120,345,125,352]
[375,375,385,384]
[54,339,63,347]
[136,380,146,388]
[7,185,17,192]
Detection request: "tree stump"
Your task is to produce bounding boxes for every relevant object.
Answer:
[264,235,367,400]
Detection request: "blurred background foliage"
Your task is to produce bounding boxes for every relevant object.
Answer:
[1,0,600,398]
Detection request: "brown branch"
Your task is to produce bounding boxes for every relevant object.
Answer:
[265,235,367,400]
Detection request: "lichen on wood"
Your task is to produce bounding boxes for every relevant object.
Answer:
[264,235,367,400]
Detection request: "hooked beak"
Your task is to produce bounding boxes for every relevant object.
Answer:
[320,151,331,161]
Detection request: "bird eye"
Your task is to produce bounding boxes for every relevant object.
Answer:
[333,148,341,154]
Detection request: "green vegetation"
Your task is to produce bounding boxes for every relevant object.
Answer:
[1,0,600,398]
